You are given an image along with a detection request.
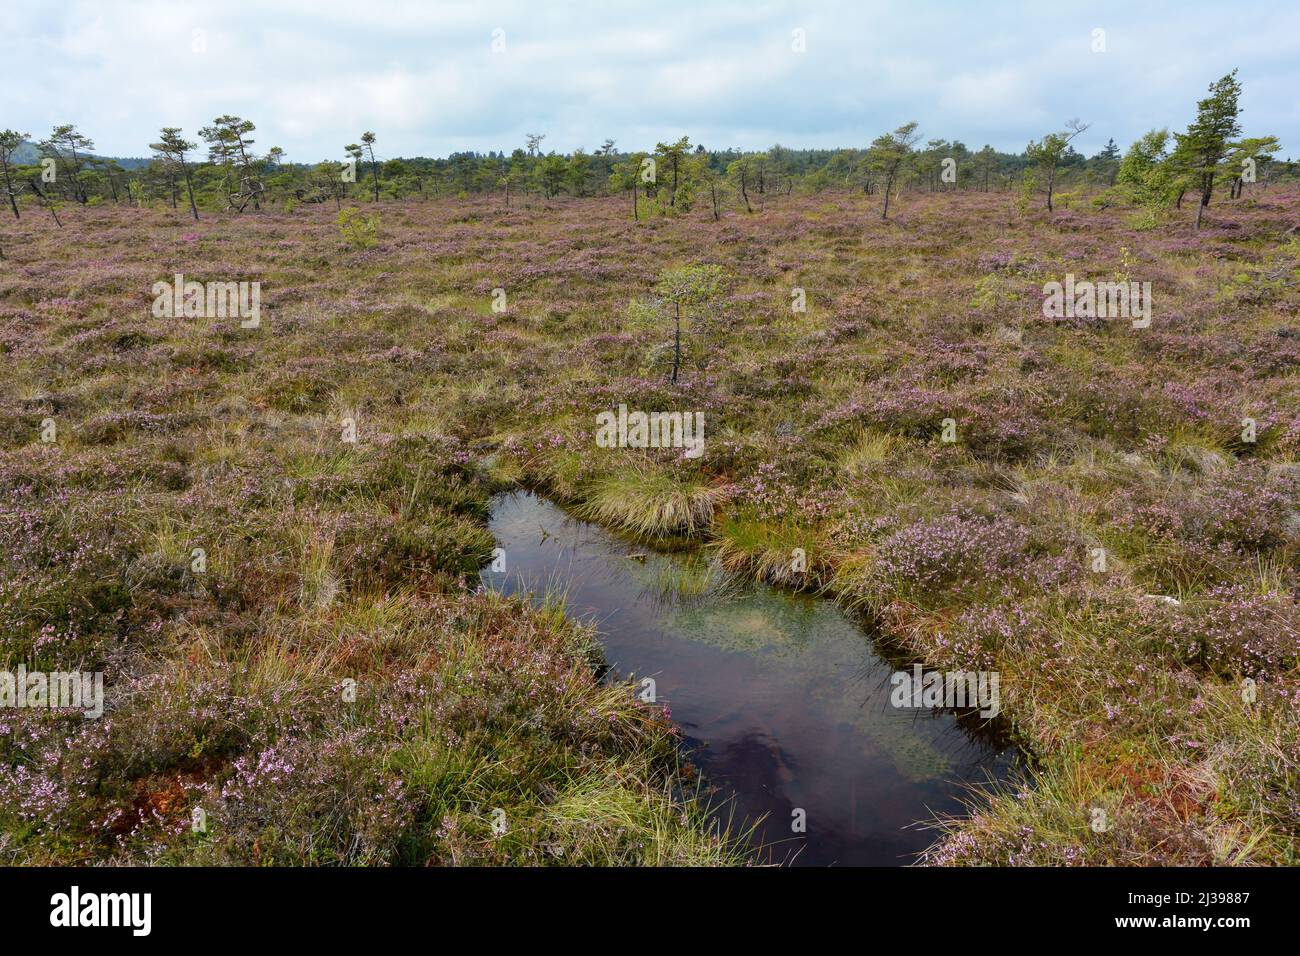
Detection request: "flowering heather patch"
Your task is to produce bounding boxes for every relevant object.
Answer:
[936,603,1037,673]
[1172,585,1300,678]
[863,511,1037,608]
[1192,465,1300,551]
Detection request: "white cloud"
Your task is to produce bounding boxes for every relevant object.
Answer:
[2,0,1296,158]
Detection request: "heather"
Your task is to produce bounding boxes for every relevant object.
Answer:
[2,183,1299,865]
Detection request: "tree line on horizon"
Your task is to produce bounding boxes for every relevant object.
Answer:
[0,70,1290,231]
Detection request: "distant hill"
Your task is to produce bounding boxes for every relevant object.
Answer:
[10,140,150,170]
[12,141,41,164]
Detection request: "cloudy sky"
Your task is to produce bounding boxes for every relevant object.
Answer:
[4,0,1298,161]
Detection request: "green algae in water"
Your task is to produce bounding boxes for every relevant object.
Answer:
[485,491,1013,865]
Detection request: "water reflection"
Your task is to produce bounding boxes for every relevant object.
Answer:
[484,491,1017,866]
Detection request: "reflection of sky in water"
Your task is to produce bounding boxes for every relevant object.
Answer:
[484,491,1018,866]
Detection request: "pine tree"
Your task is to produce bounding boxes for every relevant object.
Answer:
[1175,69,1243,229]
[150,128,200,220]
[867,121,921,220]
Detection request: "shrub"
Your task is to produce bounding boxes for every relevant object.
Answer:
[1171,585,1300,678]
[337,207,379,249]
[861,511,1035,609]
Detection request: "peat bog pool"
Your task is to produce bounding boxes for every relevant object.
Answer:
[483,490,1018,866]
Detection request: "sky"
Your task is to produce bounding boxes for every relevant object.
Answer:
[4,0,1298,162]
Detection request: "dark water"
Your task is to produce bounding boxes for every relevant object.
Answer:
[483,491,1016,866]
